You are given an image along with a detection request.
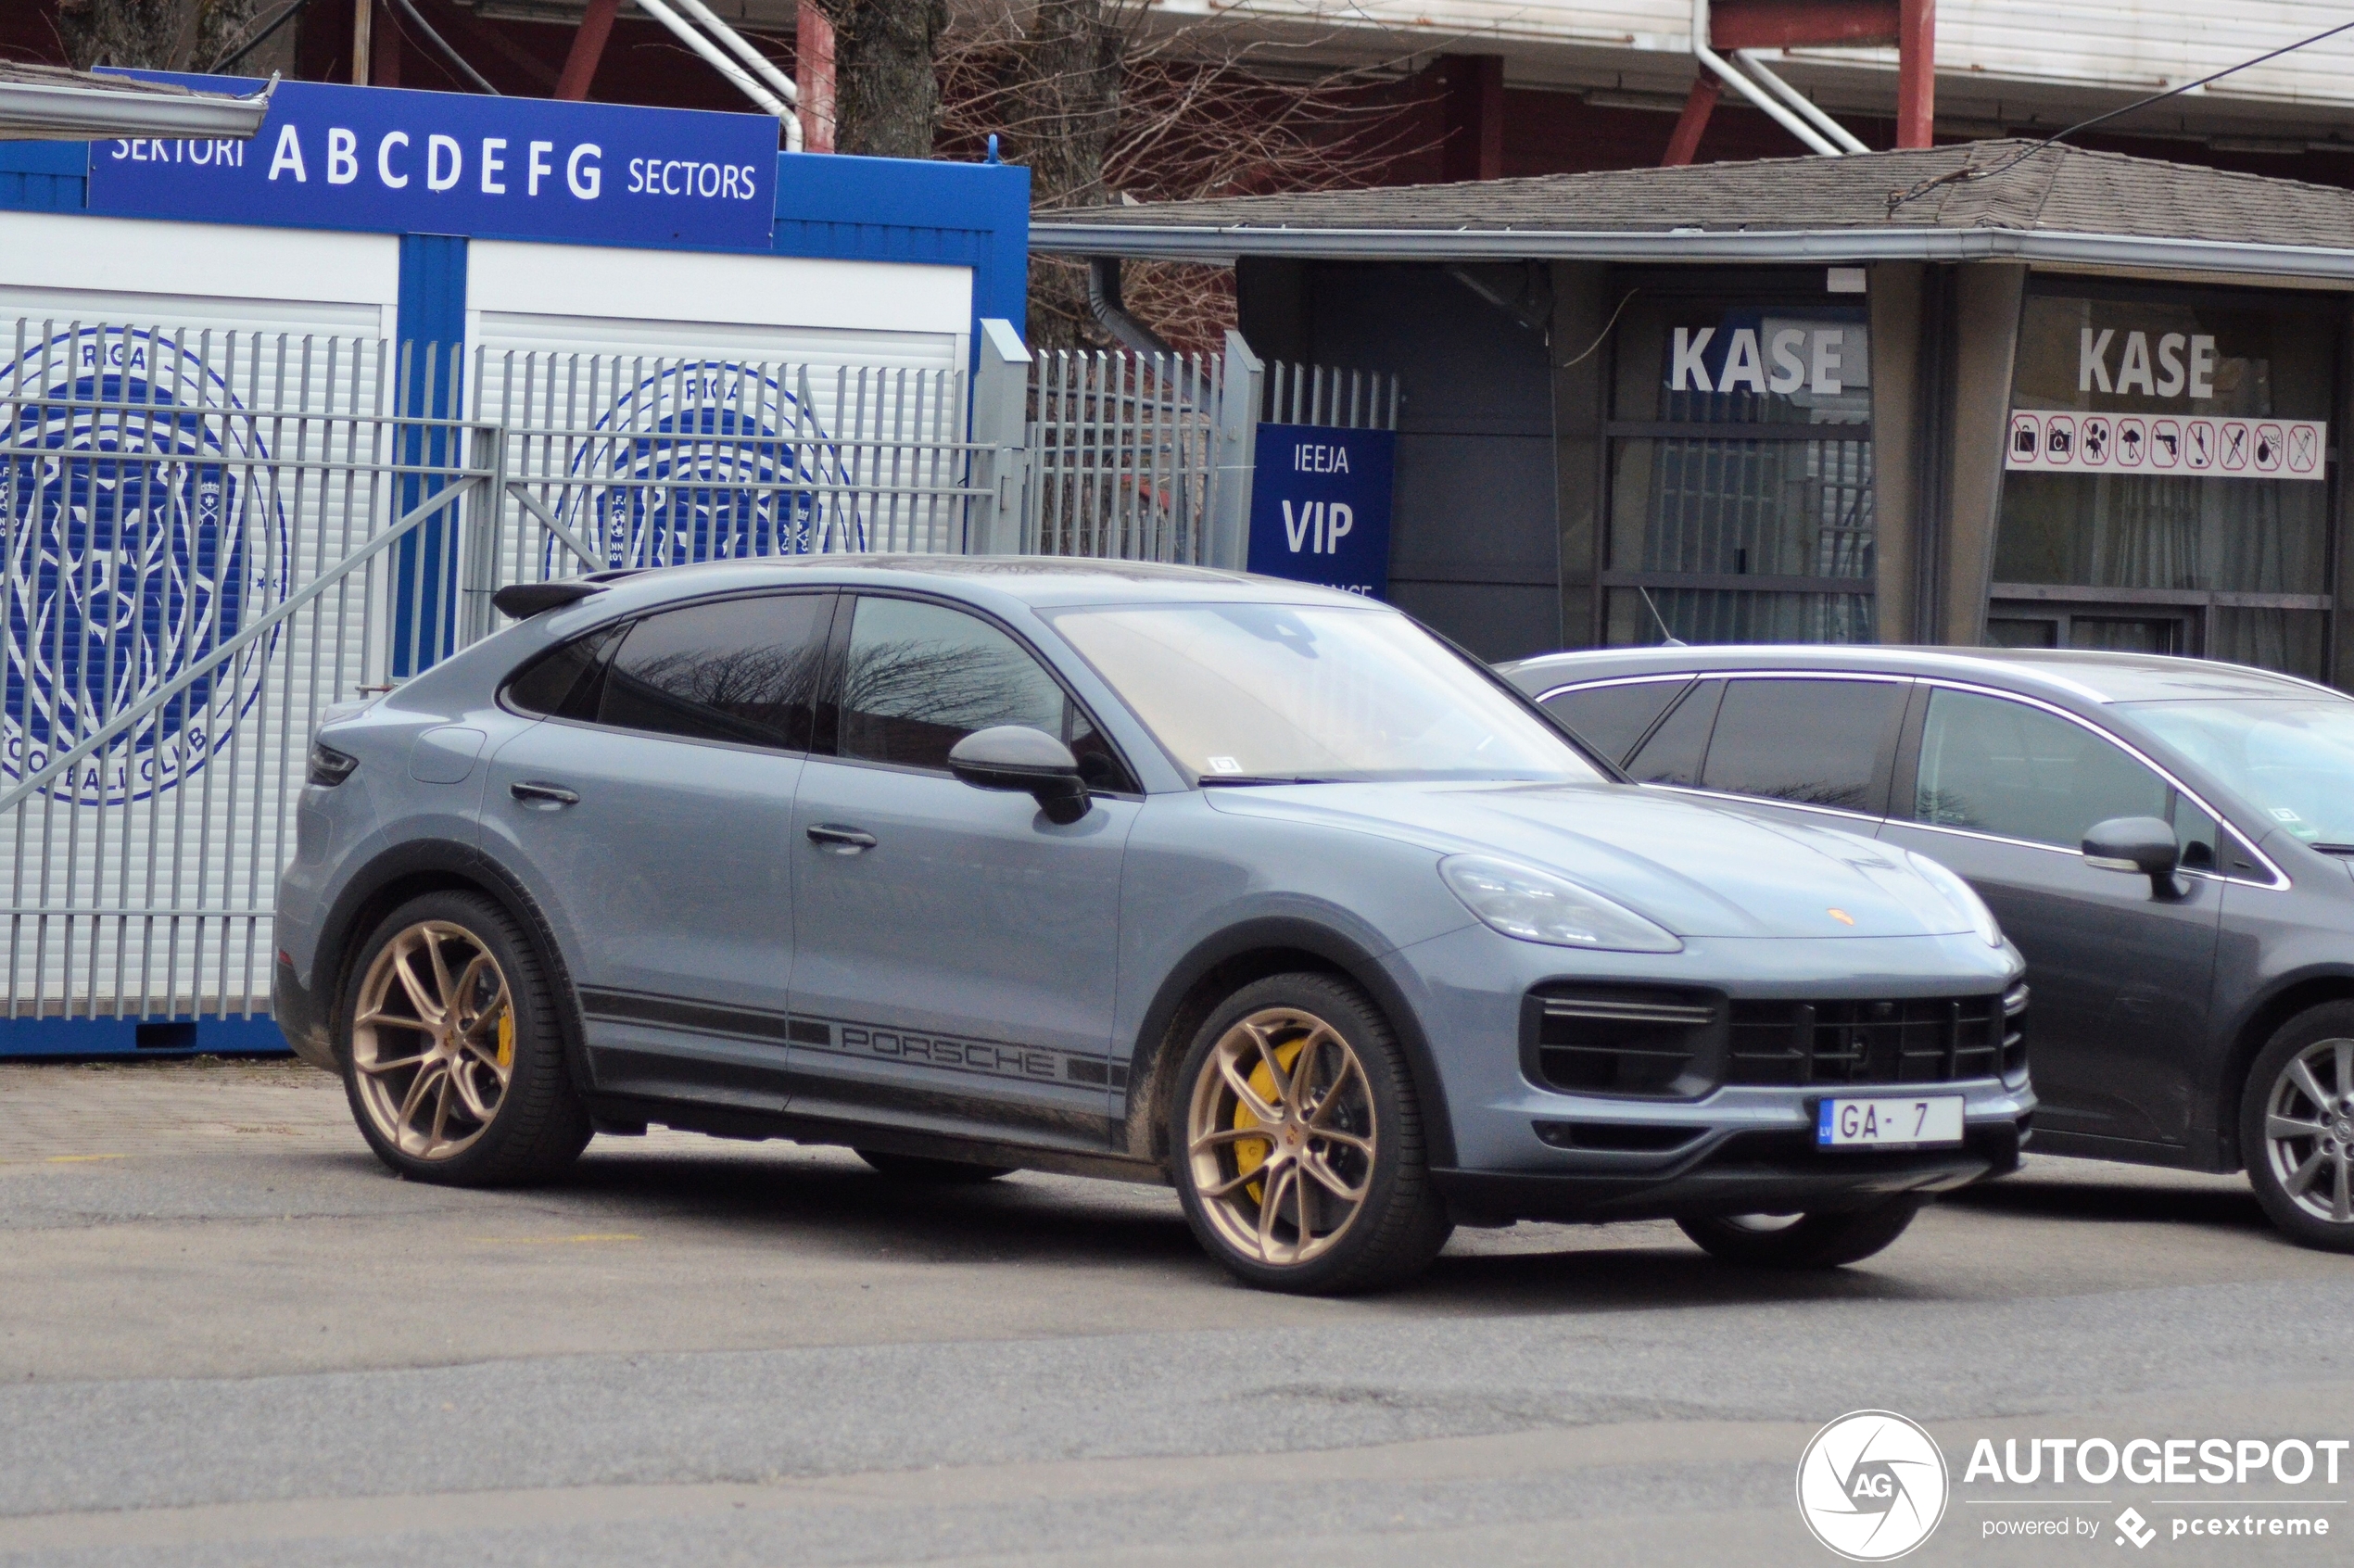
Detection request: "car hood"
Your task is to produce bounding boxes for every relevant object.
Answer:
[1201,780,1977,941]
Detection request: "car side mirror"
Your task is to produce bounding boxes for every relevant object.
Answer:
[947,726,1092,825]
[2082,816,2181,897]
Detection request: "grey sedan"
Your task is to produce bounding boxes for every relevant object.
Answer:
[275,561,2029,1293]
[1505,643,2354,1253]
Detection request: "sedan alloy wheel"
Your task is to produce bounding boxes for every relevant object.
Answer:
[2261,1037,2354,1225]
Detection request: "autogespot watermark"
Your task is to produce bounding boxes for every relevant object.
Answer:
[1798,1414,2348,1557]
[1798,1411,1952,1561]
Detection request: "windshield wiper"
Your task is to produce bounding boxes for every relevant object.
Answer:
[1197,775,1344,787]
[2308,842,2354,855]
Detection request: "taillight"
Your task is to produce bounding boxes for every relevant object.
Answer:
[308,742,359,788]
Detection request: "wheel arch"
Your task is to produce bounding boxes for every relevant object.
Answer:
[2214,970,2354,1170]
[1121,917,1456,1171]
[316,840,591,1093]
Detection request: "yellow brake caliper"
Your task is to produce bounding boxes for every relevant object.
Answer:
[496,1006,515,1070]
[1232,1036,1305,1205]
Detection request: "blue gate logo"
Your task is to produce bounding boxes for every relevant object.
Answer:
[556,361,863,571]
[2,328,285,807]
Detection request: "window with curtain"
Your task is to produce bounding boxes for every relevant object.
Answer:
[1993,288,2338,678]
[1602,293,1875,648]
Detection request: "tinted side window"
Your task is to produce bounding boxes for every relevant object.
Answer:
[1542,678,1690,766]
[1625,679,1721,786]
[1701,678,1906,812]
[504,624,623,720]
[1913,689,2170,848]
[598,593,832,750]
[839,596,1130,788]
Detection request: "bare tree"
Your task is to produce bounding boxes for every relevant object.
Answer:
[57,0,262,71]
[941,4,1437,350]
[812,0,950,159]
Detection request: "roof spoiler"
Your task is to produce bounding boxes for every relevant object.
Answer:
[492,581,605,620]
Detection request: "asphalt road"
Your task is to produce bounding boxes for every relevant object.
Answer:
[3,1058,2350,1567]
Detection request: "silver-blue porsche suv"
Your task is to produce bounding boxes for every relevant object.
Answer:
[274,559,2031,1293]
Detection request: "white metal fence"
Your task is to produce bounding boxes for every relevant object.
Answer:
[0,323,991,1022]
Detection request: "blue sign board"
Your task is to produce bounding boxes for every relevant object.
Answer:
[1246,424,1396,598]
[87,77,778,251]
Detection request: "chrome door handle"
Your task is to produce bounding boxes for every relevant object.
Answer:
[510,781,580,807]
[806,823,878,853]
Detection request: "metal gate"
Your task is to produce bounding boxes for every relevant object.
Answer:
[0,322,989,1024]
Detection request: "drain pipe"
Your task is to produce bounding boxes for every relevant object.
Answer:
[1087,258,1175,356]
[1732,48,1869,154]
[1691,0,1842,157]
[633,0,804,151]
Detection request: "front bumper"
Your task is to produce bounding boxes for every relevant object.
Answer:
[1435,1112,2028,1225]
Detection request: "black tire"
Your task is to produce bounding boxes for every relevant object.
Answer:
[856,1149,1015,1183]
[1169,972,1452,1295]
[337,891,591,1186]
[1677,1199,1922,1268]
[2240,1002,2354,1252]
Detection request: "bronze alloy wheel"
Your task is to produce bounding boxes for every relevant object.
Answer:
[1185,1005,1377,1269]
[2261,1037,2354,1225]
[350,919,517,1161]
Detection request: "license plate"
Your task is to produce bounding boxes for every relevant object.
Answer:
[1816,1095,1965,1149]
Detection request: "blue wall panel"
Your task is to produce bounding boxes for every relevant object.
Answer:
[390,234,470,678]
[0,141,89,212]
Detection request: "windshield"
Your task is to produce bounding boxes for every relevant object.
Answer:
[2131,698,2354,848]
[1045,602,1602,785]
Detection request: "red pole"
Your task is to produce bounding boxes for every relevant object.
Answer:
[1663,74,1720,167]
[1896,0,1935,148]
[798,0,836,154]
[555,0,619,102]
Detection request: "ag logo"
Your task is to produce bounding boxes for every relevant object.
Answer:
[2,327,284,806]
[1796,1410,1949,1561]
[556,360,863,571]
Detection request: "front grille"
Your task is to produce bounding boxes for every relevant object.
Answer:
[1726,988,2025,1086]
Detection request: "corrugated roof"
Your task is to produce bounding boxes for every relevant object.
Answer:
[1031,142,2354,273]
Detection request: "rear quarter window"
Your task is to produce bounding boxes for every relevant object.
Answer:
[1540,677,1692,767]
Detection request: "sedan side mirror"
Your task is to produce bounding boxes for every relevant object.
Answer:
[2082,816,2181,898]
[947,726,1093,825]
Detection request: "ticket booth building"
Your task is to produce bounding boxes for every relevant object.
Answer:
[1039,140,2354,691]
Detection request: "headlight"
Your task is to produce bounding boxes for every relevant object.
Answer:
[1438,854,1682,953]
[307,742,359,788]
[1905,850,2004,948]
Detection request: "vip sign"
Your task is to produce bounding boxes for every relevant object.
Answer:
[2006,411,2326,480]
[1246,425,1397,598]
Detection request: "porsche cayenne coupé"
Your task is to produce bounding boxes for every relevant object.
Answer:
[276,560,2031,1292]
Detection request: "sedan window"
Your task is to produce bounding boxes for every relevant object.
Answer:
[1623,679,1721,786]
[1699,678,1905,813]
[1541,678,1690,766]
[597,593,833,751]
[1914,689,2170,850]
[2132,698,2354,853]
